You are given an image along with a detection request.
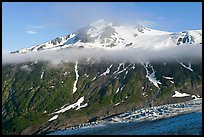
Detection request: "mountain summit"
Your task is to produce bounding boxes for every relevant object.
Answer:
[11,19,202,53]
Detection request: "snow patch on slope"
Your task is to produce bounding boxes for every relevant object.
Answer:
[99,64,113,77]
[163,76,173,80]
[115,103,120,106]
[73,61,79,94]
[177,60,193,72]
[40,70,45,79]
[113,63,124,74]
[172,91,190,97]
[142,62,161,88]
[117,64,131,74]
[92,77,97,81]
[116,86,120,93]
[169,80,174,84]
[75,103,88,110]
[51,96,87,115]
[48,115,59,122]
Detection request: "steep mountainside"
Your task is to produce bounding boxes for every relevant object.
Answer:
[2,59,202,135]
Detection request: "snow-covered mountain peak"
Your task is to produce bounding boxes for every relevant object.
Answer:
[87,19,114,38]
[10,19,202,54]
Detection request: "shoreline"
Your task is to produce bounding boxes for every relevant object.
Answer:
[46,98,202,135]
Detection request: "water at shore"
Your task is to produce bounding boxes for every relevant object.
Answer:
[49,112,202,135]
[48,98,202,135]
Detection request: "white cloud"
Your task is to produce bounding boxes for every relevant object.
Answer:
[26,30,37,34]
[2,45,202,65]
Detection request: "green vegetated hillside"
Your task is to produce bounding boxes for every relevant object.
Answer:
[2,59,202,135]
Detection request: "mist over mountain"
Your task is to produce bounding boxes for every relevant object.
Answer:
[3,45,202,65]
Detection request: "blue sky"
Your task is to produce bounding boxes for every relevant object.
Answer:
[3,2,202,52]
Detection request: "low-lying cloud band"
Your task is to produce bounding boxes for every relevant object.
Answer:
[2,45,202,65]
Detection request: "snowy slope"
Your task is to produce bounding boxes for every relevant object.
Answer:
[11,19,202,54]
